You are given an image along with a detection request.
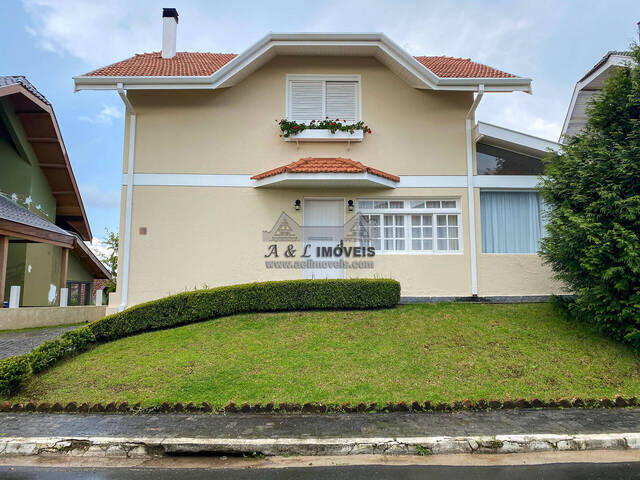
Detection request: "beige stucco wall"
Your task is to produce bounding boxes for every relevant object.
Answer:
[118,186,471,306]
[127,56,472,176]
[109,54,561,308]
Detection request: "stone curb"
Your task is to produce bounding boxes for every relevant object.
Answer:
[0,433,639,458]
[1,395,637,414]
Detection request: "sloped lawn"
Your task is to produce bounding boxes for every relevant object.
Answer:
[4,303,640,406]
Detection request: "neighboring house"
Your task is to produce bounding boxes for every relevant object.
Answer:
[75,9,561,312]
[0,76,111,307]
[561,51,632,141]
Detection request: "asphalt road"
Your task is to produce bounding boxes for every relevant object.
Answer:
[2,463,640,479]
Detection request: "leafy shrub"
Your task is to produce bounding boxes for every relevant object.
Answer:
[0,355,30,395]
[89,279,400,341]
[30,327,96,373]
[539,44,640,349]
[0,279,400,394]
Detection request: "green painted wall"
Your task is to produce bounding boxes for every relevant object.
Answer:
[0,98,56,221]
[68,252,94,282]
[4,243,26,304]
[22,243,61,306]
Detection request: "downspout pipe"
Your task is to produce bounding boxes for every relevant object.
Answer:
[117,83,136,311]
[465,84,484,296]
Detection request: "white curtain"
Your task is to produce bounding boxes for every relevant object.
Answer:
[481,192,543,254]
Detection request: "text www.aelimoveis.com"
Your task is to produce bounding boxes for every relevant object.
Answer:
[265,259,374,269]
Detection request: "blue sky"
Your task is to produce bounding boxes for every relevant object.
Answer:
[2,0,639,242]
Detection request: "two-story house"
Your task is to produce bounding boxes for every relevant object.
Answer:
[0,76,110,308]
[75,9,563,312]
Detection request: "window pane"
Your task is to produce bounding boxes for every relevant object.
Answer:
[426,201,440,208]
[411,216,420,226]
[373,239,381,250]
[410,200,425,208]
[448,215,458,226]
[437,227,447,238]
[375,201,388,209]
[412,239,422,250]
[358,201,373,209]
[412,227,421,237]
[449,239,459,250]
[385,227,393,237]
[437,215,447,226]
[423,227,432,238]
[437,239,447,250]
[396,240,405,250]
[424,239,433,250]
[423,215,432,225]
[448,227,458,238]
[442,201,456,208]
[476,143,544,175]
[384,215,393,226]
[395,227,404,237]
[390,201,404,208]
[480,192,542,253]
[385,239,394,250]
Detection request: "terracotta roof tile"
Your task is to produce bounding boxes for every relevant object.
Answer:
[414,56,516,78]
[84,52,237,77]
[83,52,516,79]
[251,157,400,182]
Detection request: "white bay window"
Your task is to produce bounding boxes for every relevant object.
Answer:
[357,199,462,254]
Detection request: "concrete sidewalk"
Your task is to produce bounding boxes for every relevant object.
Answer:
[0,409,639,457]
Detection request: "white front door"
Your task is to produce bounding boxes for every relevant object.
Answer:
[303,199,345,279]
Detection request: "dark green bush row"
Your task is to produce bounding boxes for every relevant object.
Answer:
[88,279,400,341]
[0,279,400,394]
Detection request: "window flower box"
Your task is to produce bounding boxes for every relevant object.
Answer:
[284,129,364,142]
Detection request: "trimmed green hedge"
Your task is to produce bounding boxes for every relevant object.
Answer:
[0,279,400,395]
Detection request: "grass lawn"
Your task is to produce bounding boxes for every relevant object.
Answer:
[3,303,640,406]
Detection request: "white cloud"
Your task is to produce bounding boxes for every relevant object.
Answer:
[87,237,113,264]
[78,104,122,125]
[79,184,120,209]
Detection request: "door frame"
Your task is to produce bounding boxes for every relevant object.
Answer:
[302,197,346,279]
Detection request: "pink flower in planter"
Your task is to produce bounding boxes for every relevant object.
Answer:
[293,125,300,130]
[368,129,372,134]
[330,122,335,126]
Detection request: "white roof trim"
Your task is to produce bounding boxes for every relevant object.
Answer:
[560,54,632,140]
[475,121,560,156]
[74,33,531,93]
[252,171,398,189]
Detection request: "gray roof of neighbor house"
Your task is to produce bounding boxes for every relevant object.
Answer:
[0,76,50,105]
[0,194,73,238]
[578,51,631,82]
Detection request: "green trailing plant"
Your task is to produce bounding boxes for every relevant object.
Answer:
[278,118,372,138]
[0,279,400,394]
[539,44,640,348]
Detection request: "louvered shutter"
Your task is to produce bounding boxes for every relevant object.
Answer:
[289,81,323,123]
[325,81,358,123]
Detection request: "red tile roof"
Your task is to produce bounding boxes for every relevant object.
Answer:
[414,56,516,78]
[251,157,400,182]
[84,52,516,79]
[84,52,237,77]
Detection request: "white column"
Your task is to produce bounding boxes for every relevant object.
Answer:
[95,289,103,306]
[9,286,20,308]
[60,287,69,307]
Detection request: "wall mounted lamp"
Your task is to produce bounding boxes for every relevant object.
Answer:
[347,200,354,212]
[295,199,301,211]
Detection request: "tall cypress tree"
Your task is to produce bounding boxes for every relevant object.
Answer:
[540,45,640,348]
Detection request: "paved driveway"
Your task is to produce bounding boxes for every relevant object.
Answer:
[0,325,79,360]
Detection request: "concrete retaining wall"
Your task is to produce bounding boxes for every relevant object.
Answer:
[0,306,106,330]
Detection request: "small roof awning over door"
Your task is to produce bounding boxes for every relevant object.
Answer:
[251,157,400,188]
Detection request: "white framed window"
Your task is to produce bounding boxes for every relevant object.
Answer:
[287,75,361,124]
[357,199,462,254]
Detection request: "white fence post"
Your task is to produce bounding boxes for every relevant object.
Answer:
[60,287,69,307]
[95,289,103,306]
[8,286,20,308]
